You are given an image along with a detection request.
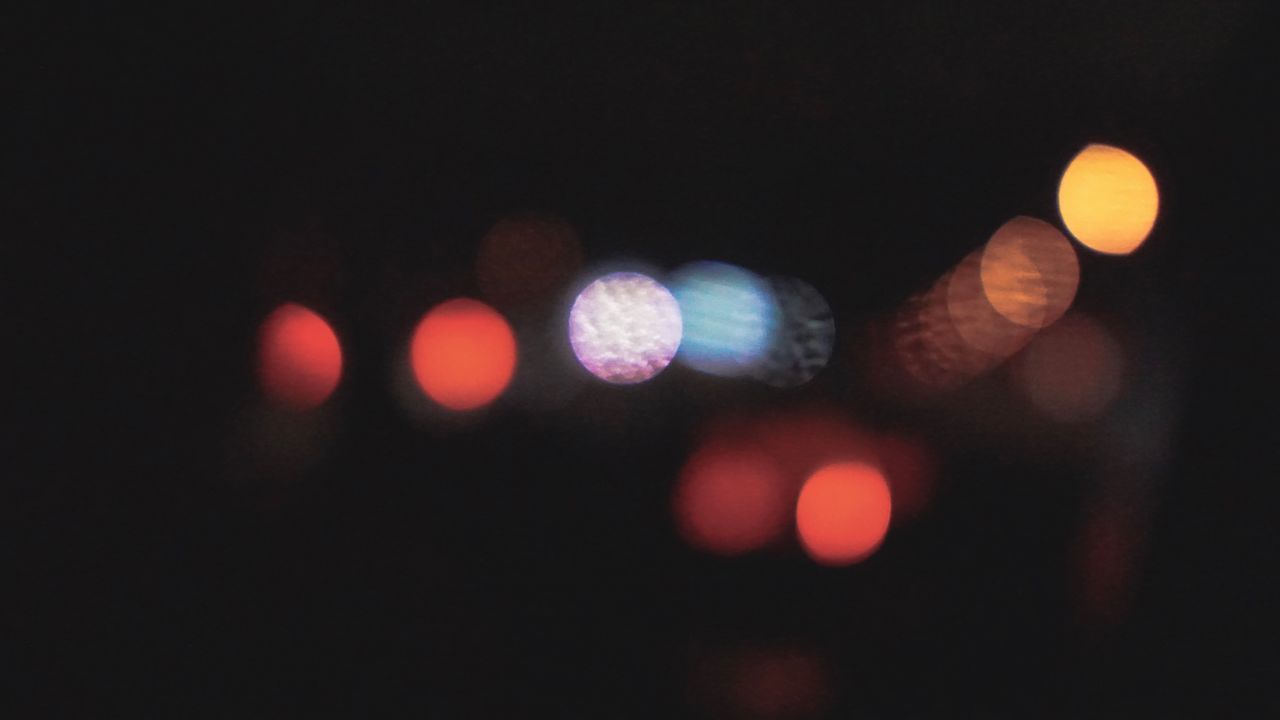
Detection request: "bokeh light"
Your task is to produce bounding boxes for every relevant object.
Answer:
[476,213,583,310]
[257,303,343,410]
[1058,144,1159,255]
[795,462,892,566]
[691,643,831,720]
[673,444,791,556]
[1074,505,1141,624]
[670,261,779,377]
[889,216,1077,394]
[889,284,983,391]
[891,266,1006,391]
[675,408,881,556]
[876,433,937,522]
[980,216,1079,329]
[946,250,1037,359]
[1015,313,1124,422]
[410,298,517,411]
[753,277,835,387]
[752,408,877,483]
[568,271,682,384]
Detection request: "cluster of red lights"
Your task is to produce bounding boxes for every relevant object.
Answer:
[673,410,934,565]
[257,298,518,413]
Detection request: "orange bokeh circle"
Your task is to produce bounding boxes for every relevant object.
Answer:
[410,298,517,411]
[795,462,892,565]
[1058,144,1159,255]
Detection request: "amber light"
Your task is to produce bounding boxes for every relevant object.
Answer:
[1058,144,1159,255]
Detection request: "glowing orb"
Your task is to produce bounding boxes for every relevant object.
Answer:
[891,284,989,390]
[410,298,517,411]
[704,645,831,719]
[795,462,892,566]
[1016,313,1123,422]
[257,303,343,410]
[945,251,1035,360]
[1075,507,1139,622]
[752,408,876,483]
[1058,144,1159,255]
[875,433,936,522]
[670,261,779,377]
[753,277,835,387]
[673,445,791,556]
[568,272,682,384]
[476,213,582,309]
[980,216,1079,329]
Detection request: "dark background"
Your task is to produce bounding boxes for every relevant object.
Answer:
[8,2,1275,716]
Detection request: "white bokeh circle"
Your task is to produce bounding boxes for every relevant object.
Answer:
[568,272,683,384]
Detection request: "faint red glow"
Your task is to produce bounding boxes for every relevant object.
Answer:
[410,298,517,411]
[1074,507,1140,624]
[796,462,892,565]
[257,303,343,410]
[730,647,830,718]
[673,445,791,555]
[1015,313,1123,422]
[876,433,936,522]
[692,643,831,719]
[752,408,877,483]
[476,213,583,310]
